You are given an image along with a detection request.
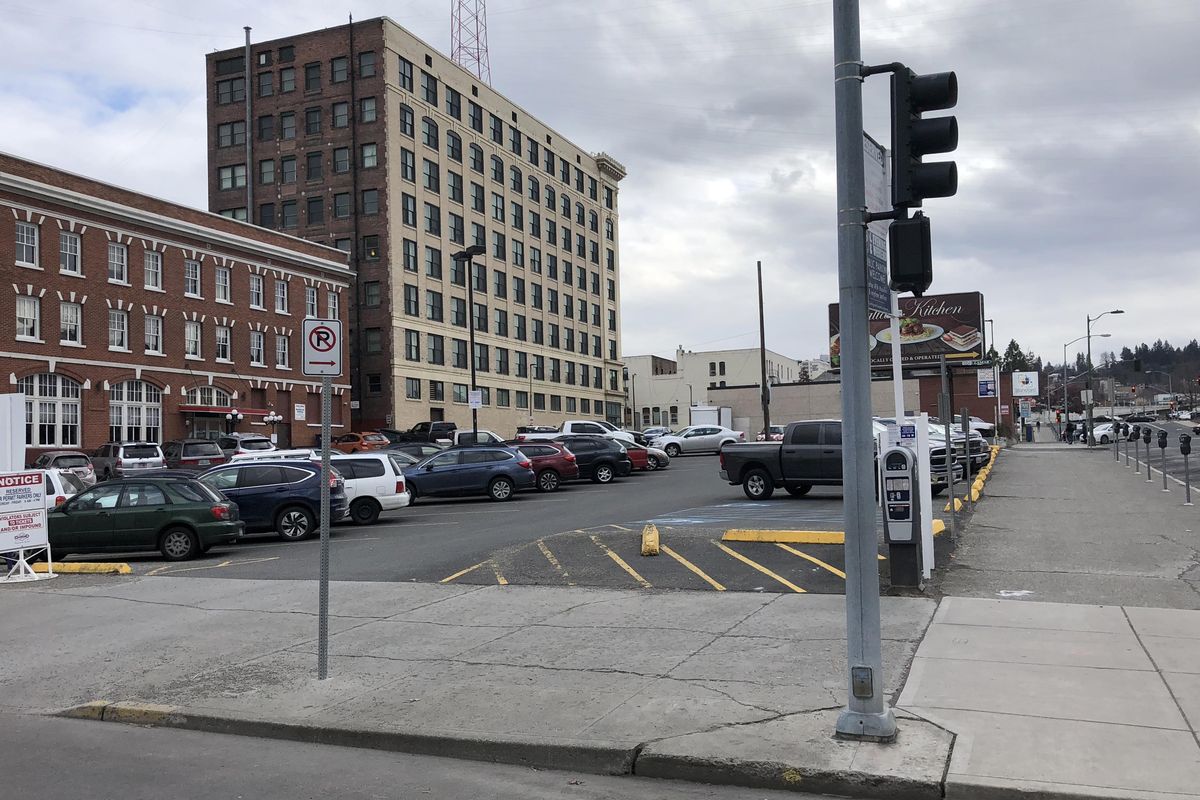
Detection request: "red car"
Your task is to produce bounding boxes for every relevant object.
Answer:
[332,431,391,454]
[512,441,580,492]
[621,442,650,471]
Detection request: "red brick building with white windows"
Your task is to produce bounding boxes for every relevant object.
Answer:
[0,152,353,460]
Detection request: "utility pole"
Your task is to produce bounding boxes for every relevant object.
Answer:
[757,260,771,438]
[832,0,896,742]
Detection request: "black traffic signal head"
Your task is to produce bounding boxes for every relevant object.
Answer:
[889,212,932,295]
[891,68,959,208]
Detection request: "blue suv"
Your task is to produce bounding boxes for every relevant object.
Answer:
[198,461,348,540]
[403,446,535,502]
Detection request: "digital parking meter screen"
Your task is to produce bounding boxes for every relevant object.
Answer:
[886,478,910,493]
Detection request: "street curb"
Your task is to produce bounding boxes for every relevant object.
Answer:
[634,751,942,800]
[33,562,132,574]
[724,524,947,545]
[56,701,636,776]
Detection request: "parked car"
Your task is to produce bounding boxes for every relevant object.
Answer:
[198,461,348,540]
[516,420,637,445]
[163,439,229,471]
[332,431,391,454]
[402,446,535,502]
[42,468,88,509]
[1124,413,1155,423]
[625,441,670,470]
[619,440,650,471]
[91,442,165,481]
[553,435,633,483]
[329,452,412,524]
[756,425,785,442]
[47,476,242,562]
[640,426,673,440]
[1092,422,1116,444]
[379,421,458,445]
[719,419,962,500]
[648,425,745,457]
[510,442,580,492]
[216,433,276,458]
[30,450,96,487]
[967,416,997,437]
[385,441,447,459]
[450,429,506,446]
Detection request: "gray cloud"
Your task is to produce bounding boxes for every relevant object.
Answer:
[1,0,1196,368]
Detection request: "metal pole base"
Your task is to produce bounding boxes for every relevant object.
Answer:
[835,707,898,742]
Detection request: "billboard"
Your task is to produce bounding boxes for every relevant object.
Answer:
[1011,371,1040,397]
[829,291,985,368]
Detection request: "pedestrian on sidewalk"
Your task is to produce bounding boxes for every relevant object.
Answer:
[1065,420,1076,444]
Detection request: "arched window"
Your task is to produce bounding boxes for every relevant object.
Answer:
[421,116,438,148]
[469,143,483,173]
[399,104,414,137]
[185,385,232,406]
[490,154,504,182]
[18,374,81,447]
[528,176,539,202]
[509,165,522,193]
[109,380,163,443]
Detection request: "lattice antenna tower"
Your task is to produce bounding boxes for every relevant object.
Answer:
[451,0,492,83]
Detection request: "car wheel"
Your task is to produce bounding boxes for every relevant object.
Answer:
[488,476,515,501]
[536,469,561,492]
[276,506,315,540]
[665,444,681,458]
[593,463,615,484]
[646,455,660,470]
[159,527,199,561]
[1101,435,1110,444]
[350,498,381,525]
[743,468,775,500]
[785,483,813,497]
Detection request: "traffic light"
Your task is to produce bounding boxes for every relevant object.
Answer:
[889,212,932,295]
[891,69,959,208]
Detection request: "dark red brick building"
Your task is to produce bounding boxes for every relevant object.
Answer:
[0,152,352,460]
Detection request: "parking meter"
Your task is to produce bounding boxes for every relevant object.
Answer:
[1182,434,1193,505]
[1158,430,1169,450]
[1123,423,1132,466]
[880,446,921,588]
[1143,427,1154,482]
[1158,429,1171,491]
[1132,425,1142,473]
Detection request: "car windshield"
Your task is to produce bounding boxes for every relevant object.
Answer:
[240,439,274,450]
[387,453,417,471]
[364,434,389,443]
[183,442,223,457]
[123,445,160,459]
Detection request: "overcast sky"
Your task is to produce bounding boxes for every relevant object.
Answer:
[3,0,1197,368]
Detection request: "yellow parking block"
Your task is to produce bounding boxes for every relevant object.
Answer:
[932,519,946,536]
[722,529,844,545]
[944,497,964,513]
[32,562,131,575]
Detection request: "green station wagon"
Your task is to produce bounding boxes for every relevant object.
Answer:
[48,477,243,562]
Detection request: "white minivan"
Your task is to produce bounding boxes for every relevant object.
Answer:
[329,452,413,525]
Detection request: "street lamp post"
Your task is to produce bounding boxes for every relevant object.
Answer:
[1086,309,1124,445]
[224,408,244,435]
[985,318,999,442]
[452,244,487,444]
[264,411,284,445]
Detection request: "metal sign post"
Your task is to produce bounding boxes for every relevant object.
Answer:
[302,319,343,680]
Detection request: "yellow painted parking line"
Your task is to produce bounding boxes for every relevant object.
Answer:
[489,560,509,586]
[440,561,485,583]
[32,562,131,575]
[146,556,281,577]
[536,539,573,585]
[660,544,725,591]
[713,541,806,593]
[723,529,845,544]
[590,535,652,589]
[776,543,846,579]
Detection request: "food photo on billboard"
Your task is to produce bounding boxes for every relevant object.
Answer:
[829,291,985,368]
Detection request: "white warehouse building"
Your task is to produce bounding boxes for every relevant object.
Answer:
[623,346,807,428]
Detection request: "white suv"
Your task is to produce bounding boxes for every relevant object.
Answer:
[329,452,413,525]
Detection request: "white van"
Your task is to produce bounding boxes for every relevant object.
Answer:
[329,452,413,525]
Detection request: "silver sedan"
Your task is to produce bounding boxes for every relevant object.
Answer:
[649,425,745,457]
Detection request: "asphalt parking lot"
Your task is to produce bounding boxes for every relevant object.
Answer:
[57,451,955,594]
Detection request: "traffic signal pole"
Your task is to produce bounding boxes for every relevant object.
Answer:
[832,0,896,742]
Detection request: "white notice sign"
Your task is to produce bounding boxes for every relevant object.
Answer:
[0,471,48,553]
[468,390,483,410]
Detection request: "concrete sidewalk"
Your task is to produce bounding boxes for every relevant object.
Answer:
[1,576,950,797]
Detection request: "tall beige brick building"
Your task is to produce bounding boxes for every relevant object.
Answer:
[206,17,625,433]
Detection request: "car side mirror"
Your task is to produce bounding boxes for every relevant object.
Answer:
[424,464,436,471]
